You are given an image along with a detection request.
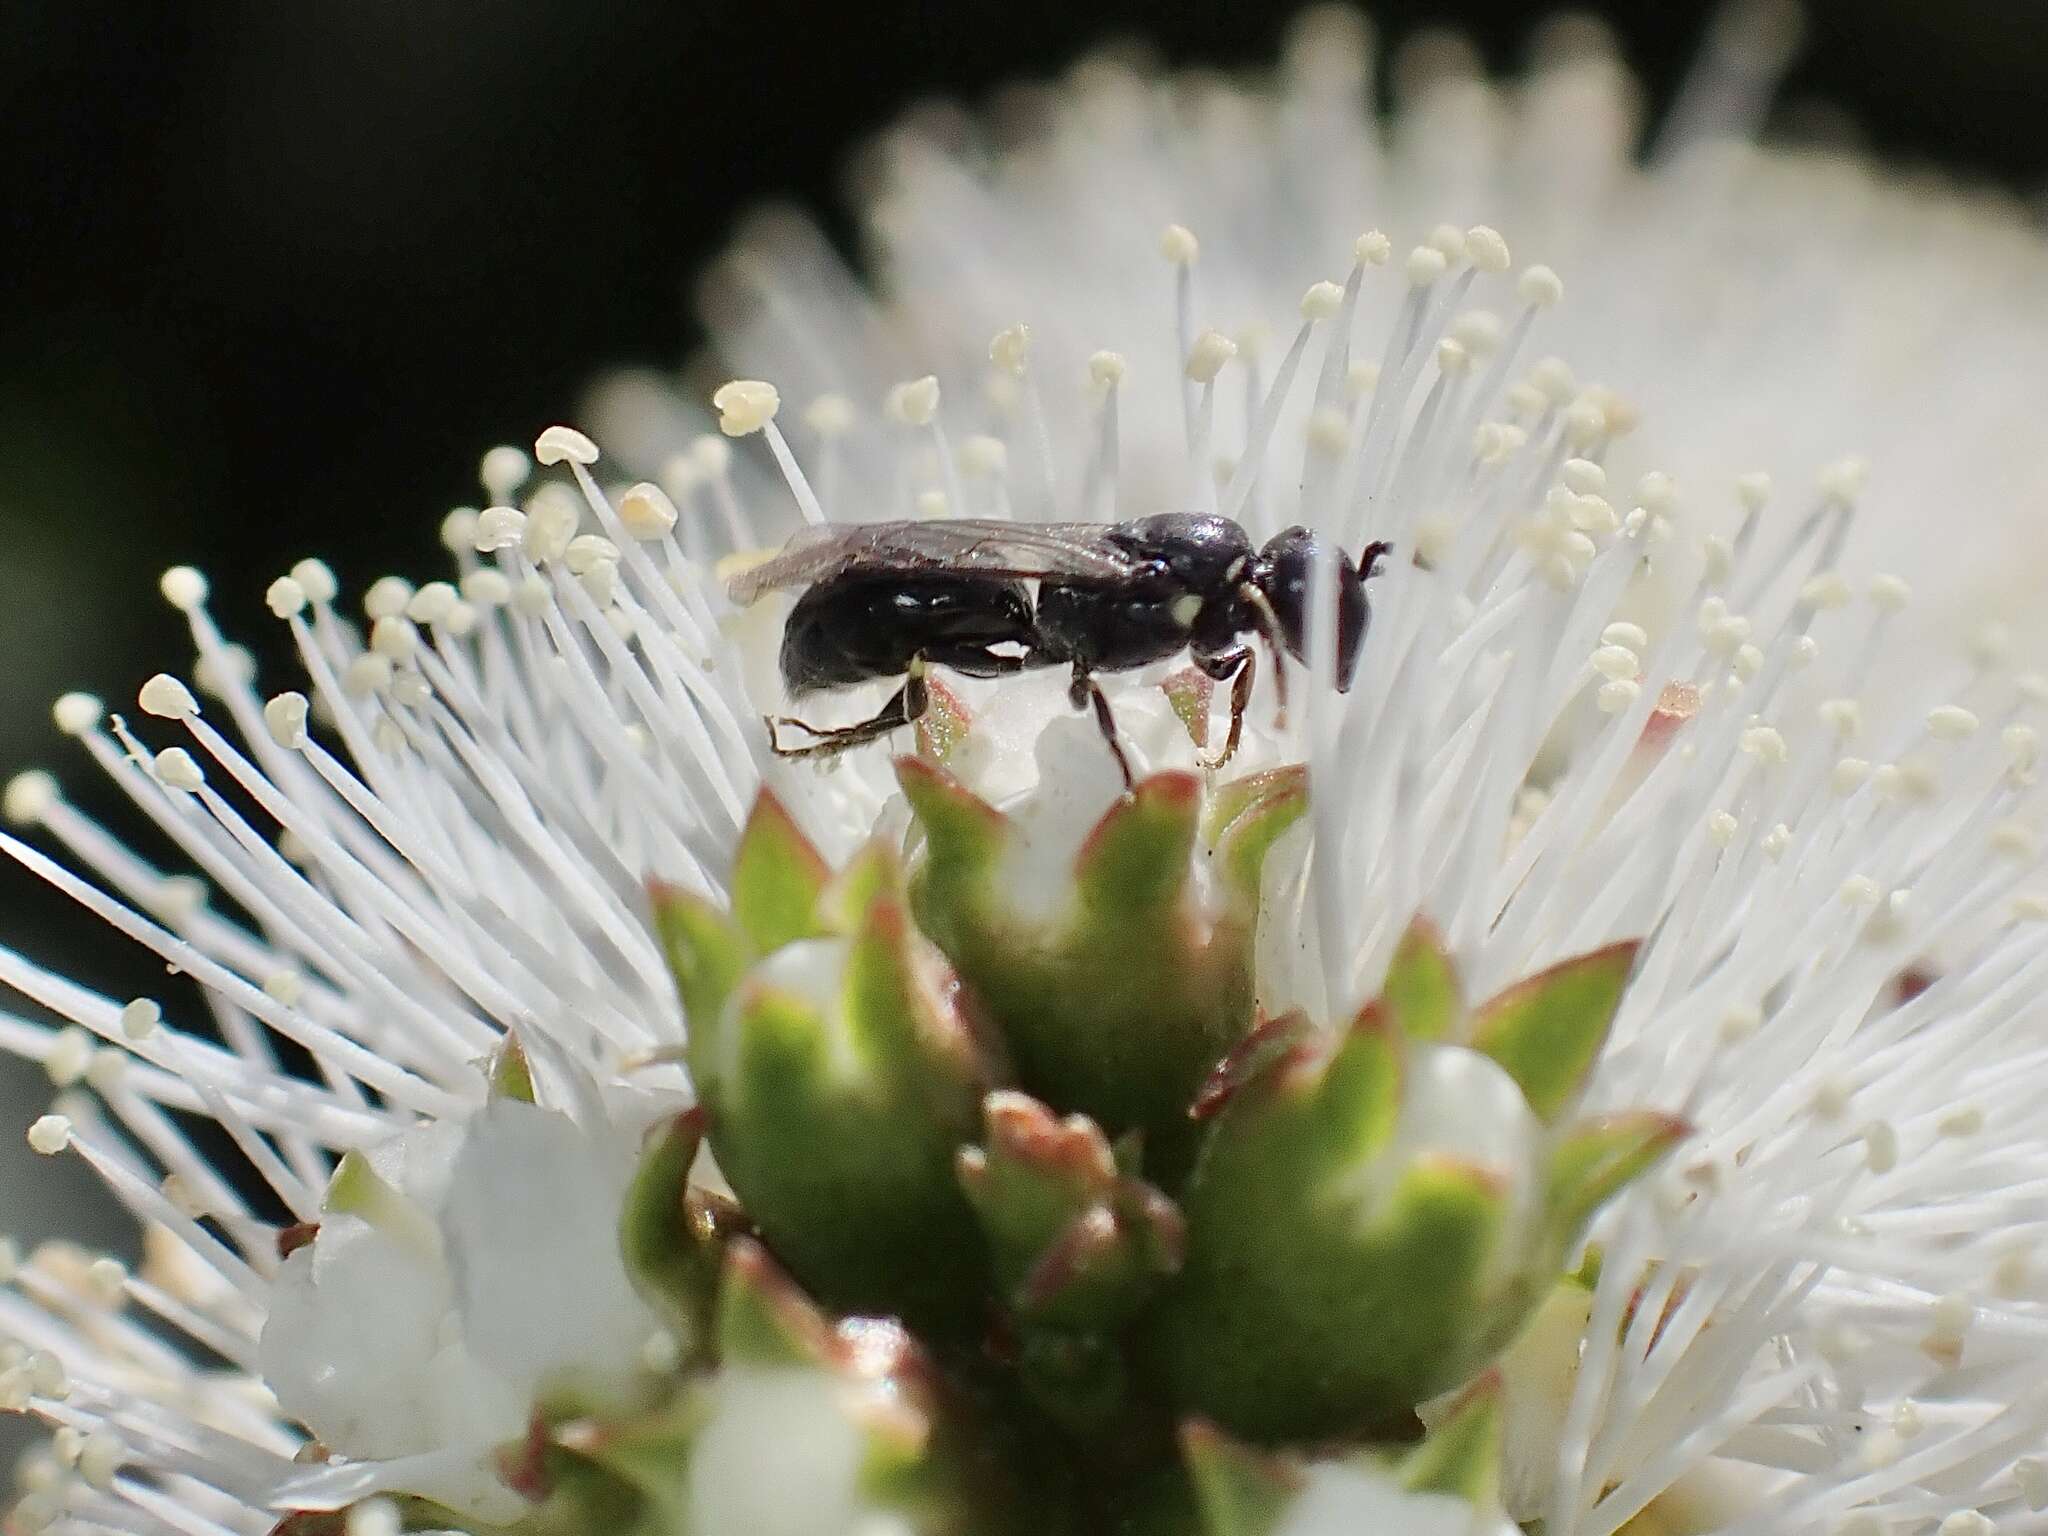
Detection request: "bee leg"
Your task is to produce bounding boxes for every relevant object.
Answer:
[1067,666,1135,792]
[1194,645,1253,770]
[769,668,930,759]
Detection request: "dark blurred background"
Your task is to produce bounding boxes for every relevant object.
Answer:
[0,0,2044,1254]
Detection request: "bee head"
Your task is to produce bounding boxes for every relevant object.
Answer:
[1253,527,1388,692]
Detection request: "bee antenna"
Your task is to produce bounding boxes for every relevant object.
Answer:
[1358,540,1394,581]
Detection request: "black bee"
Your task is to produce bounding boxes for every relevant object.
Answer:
[727,514,1391,787]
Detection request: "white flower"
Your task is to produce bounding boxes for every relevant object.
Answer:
[0,6,2042,1534]
[259,1088,664,1519]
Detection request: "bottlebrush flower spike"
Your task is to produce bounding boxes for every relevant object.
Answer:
[1153,932,1683,1440]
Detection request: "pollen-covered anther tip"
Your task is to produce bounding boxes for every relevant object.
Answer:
[1928,705,1980,742]
[51,692,102,738]
[1819,455,1868,504]
[473,505,526,553]
[885,375,941,427]
[1869,573,1911,612]
[1081,351,1126,400]
[265,576,308,619]
[1464,224,1511,271]
[989,323,1032,376]
[153,748,203,793]
[1185,330,1237,384]
[618,482,678,540]
[960,435,1007,477]
[264,692,310,749]
[3,771,57,828]
[802,392,856,437]
[158,566,208,611]
[119,998,161,1041]
[1299,280,1344,321]
[712,379,781,437]
[26,1115,70,1156]
[479,443,531,501]
[138,673,198,720]
[1517,263,1565,307]
[533,423,599,466]
[1405,244,1448,287]
[1159,222,1199,265]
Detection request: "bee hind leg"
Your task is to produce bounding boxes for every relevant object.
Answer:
[768,668,930,759]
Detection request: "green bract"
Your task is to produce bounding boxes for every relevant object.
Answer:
[474,770,1681,1534]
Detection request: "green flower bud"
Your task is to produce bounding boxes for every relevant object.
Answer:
[899,758,1306,1176]
[1151,922,1684,1440]
[651,793,1000,1332]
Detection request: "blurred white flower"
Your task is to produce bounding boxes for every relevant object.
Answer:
[0,5,2042,1534]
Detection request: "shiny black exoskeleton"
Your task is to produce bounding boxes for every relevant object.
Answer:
[740,513,1391,787]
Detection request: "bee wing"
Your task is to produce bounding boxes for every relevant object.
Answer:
[725,519,1140,604]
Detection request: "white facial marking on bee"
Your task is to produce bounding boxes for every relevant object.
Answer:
[1226,556,1248,580]
[1172,594,1203,627]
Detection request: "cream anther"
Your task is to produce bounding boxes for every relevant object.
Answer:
[1353,229,1391,265]
[474,506,527,553]
[3,772,56,828]
[989,324,1032,376]
[1928,705,1980,741]
[118,999,160,1041]
[1517,265,1564,306]
[1464,225,1511,271]
[52,693,102,736]
[1819,455,1868,503]
[480,444,531,501]
[886,375,941,427]
[26,1116,70,1156]
[405,581,458,625]
[803,393,855,436]
[290,559,339,604]
[265,577,309,619]
[138,674,197,720]
[1185,331,1237,384]
[1088,350,1127,391]
[1300,280,1345,320]
[1159,224,1199,264]
[533,424,599,466]
[158,567,208,611]
[264,692,307,752]
[1405,245,1448,287]
[153,748,203,793]
[362,576,413,622]
[712,379,781,436]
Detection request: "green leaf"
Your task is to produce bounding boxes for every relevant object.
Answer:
[1544,1110,1689,1247]
[1470,941,1639,1121]
[1382,917,1460,1042]
[1180,1420,1301,1536]
[1400,1371,1501,1502]
[731,790,830,953]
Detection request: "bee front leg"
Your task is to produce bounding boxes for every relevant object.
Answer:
[1193,645,1253,770]
[1067,665,1135,793]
